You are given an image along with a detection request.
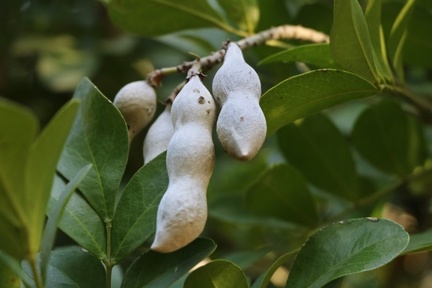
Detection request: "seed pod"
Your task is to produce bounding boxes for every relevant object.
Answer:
[212,42,266,160]
[113,81,157,141]
[151,74,216,253]
[143,103,174,164]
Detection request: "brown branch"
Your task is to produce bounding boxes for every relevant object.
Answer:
[146,24,329,87]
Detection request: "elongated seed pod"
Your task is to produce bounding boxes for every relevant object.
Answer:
[113,81,157,141]
[212,43,267,160]
[151,74,216,253]
[143,103,174,164]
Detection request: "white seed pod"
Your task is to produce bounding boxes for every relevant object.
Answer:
[212,42,266,160]
[113,80,157,141]
[151,74,216,253]
[143,103,174,164]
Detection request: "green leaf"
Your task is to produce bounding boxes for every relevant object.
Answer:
[330,0,378,83]
[0,261,20,288]
[105,0,238,37]
[251,249,298,288]
[184,260,248,288]
[255,0,291,31]
[25,99,80,255]
[352,100,427,176]
[111,153,168,263]
[40,164,92,283]
[261,69,378,136]
[57,77,129,220]
[388,0,416,82]
[0,250,34,287]
[217,0,259,34]
[45,246,106,288]
[278,113,360,200]
[285,218,409,288]
[365,0,394,83]
[48,175,106,257]
[121,238,216,288]
[403,229,432,254]
[0,99,38,259]
[245,164,318,226]
[259,43,337,68]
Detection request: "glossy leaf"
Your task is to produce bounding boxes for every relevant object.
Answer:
[259,43,337,68]
[48,175,106,257]
[278,113,360,200]
[45,246,106,288]
[388,0,416,82]
[121,238,216,288]
[245,164,318,226]
[25,99,80,255]
[105,0,235,37]
[217,0,259,34]
[261,69,378,136]
[40,164,92,283]
[365,0,394,82]
[285,218,409,288]
[57,77,129,220]
[184,260,248,288]
[330,0,378,83]
[403,229,432,254]
[111,153,169,263]
[351,100,427,176]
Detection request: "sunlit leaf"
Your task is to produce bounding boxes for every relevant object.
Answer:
[285,218,409,288]
[0,251,33,288]
[25,99,80,255]
[0,99,38,259]
[184,260,248,288]
[261,69,378,136]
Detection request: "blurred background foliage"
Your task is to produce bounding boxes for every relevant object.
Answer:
[1,0,432,287]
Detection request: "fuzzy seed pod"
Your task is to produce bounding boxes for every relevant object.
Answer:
[143,103,174,164]
[113,81,157,141]
[212,43,267,160]
[151,74,216,253]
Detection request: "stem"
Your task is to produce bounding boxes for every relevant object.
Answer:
[105,220,113,288]
[383,84,432,122]
[146,24,329,86]
[29,256,43,288]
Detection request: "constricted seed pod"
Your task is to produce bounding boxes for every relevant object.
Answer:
[151,74,216,253]
[113,81,157,141]
[142,103,174,164]
[212,42,267,160]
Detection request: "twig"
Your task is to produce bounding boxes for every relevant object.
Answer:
[146,24,329,87]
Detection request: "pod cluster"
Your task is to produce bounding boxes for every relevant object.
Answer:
[114,43,266,253]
